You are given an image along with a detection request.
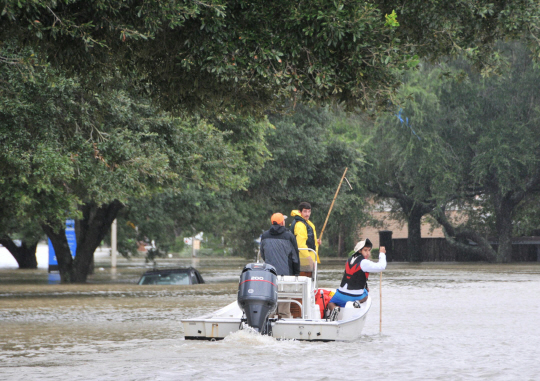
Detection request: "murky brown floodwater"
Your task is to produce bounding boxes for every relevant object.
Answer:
[1,260,539,380]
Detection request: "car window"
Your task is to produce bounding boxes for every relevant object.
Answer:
[190,271,199,284]
[139,272,190,285]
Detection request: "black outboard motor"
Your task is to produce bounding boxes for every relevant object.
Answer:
[237,263,278,334]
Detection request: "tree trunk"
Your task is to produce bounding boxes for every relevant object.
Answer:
[0,236,38,269]
[392,195,434,262]
[494,196,516,263]
[407,207,424,262]
[337,224,344,258]
[42,200,123,283]
[73,200,123,282]
[41,224,75,282]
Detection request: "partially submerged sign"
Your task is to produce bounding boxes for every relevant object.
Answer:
[48,220,77,272]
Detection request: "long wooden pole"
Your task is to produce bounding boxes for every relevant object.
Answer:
[111,219,117,269]
[319,167,348,241]
[379,272,382,333]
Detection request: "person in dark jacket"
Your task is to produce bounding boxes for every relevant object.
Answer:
[260,212,300,318]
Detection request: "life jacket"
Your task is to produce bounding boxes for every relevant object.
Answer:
[339,255,369,293]
[314,289,334,318]
[290,216,316,250]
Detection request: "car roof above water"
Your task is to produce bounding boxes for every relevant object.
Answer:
[138,267,205,285]
[141,267,196,275]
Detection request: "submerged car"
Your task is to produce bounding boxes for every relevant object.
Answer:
[138,267,205,285]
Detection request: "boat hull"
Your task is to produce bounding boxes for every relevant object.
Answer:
[182,295,371,342]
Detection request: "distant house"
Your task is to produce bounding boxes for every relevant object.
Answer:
[357,200,453,248]
[357,201,539,262]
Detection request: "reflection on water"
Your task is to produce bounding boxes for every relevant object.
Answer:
[1,263,539,380]
[47,273,61,284]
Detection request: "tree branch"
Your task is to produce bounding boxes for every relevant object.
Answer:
[431,207,496,261]
[0,235,20,260]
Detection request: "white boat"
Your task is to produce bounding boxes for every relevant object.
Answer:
[182,250,371,342]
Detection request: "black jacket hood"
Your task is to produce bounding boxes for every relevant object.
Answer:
[269,224,288,235]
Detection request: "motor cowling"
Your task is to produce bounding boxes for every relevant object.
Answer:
[237,263,278,333]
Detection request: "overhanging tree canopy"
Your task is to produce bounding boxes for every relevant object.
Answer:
[1,0,409,111]
[5,1,539,112]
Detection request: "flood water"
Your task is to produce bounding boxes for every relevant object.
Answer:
[1,260,539,380]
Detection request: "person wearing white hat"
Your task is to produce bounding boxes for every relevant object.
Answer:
[326,238,386,320]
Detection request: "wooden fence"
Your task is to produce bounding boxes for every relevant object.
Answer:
[388,237,540,262]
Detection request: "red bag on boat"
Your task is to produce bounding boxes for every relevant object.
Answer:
[314,289,333,318]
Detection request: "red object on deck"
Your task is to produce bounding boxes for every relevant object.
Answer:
[315,289,333,318]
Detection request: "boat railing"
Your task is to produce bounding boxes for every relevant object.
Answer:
[298,248,318,290]
[276,295,304,318]
[276,275,312,319]
[257,247,318,289]
[253,246,320,319]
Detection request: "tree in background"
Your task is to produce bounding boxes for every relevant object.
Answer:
[1,0,407,276]
[512,194,540,238]
[3,1,540,271]
[220,105,368,258]
[0,218,42,269]
[112,116,271,260]
[431,42,540,263]
[367,41,540,262]
[113,106,369,259]
[0,59,259,281]
[0,48,81,269]
[365,64,453,261]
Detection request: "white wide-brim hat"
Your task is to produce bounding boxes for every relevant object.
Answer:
[353,238,373,253]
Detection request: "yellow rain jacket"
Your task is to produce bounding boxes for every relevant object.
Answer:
[290,210,320,272]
